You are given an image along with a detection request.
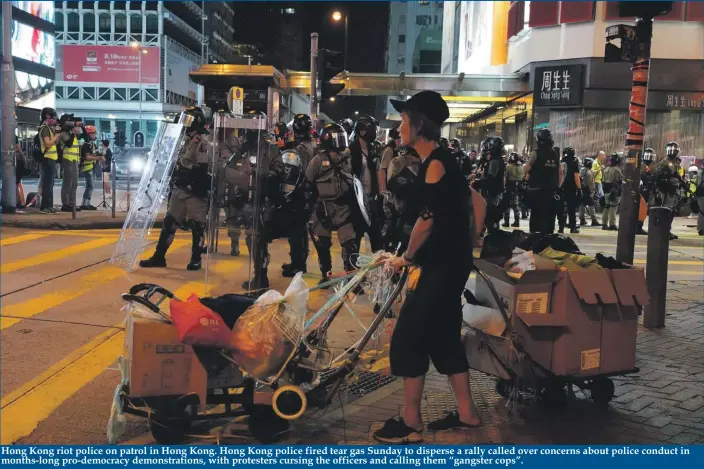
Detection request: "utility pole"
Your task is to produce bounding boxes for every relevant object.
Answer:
[310,33,319,119]
[2,2,17,213]
[607,2,672,264]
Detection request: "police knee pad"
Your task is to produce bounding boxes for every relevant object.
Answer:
[163,214,179,234]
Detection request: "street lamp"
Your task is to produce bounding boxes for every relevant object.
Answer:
[329,97,336,103]
[354,111,359,115]
[331,10,348,71]
[130,42,148,135]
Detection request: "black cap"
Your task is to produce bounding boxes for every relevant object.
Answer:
[390,91,449,126]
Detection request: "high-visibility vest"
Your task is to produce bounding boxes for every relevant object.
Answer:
[81,142,95,173]
[62,139,80,162]
[40,125,59,161]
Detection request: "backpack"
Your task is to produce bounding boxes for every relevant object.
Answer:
[32,133,45,163]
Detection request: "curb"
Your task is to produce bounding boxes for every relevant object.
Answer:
[1,218,162,231]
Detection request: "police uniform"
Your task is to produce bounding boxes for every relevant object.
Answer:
[141,107,212,271]
[503,157,524,227]
[602,158,624,230]
[473,137,505,233]
[526,131,560,234]
[306,124,358,283]
[652,144,683,239]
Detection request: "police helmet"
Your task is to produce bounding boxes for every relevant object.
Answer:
[388,123,401,141]
[487,137,505,157]
[643,148,655,164]
[666,141,680,159]
[353,116,378,143]
[563,146,576,161]
[508,152,519,164]
[319,123,349,153]
[688,165,699,175]
[610,152,621,166]
[293,114,313,140]
[280,149,303,194]
[583,156,594,168]
[536,128,554,147]
[450,138,462,151]
[40,107,58,124]
[339,118,354,135]
[181,106,207,134]
[480,138,492,156]
[438,137,450,149]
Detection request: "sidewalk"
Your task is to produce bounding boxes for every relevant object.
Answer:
[292,282,704,445]
[1,208,132,230]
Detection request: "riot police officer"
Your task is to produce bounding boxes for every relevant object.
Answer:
[281,114,317,277]
[637,148,656,235]
[339,118,354,137]
[472,137,505,233]
[379,123,401,195]
[579,156,600,227]
[559,146,581,234]
[305,123,358,286]
[653,141,684,240]
[503,152,523,228]
[524,129,563,234]
[382,145,422,254]
[349,115,384,252]
[141,106,211,271]
[438,137,450,151]
[274,121,294,151]
[450,138,471,181]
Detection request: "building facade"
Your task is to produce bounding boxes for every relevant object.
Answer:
[443,1,704,158]
[53,1,238,147]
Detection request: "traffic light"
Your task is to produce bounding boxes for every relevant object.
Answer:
[317,48,345,100]
[114,130,126,147]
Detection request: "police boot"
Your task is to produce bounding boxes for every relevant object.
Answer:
[187,223,205,271]
[139,215,177,268]
[316,237,333,289]
[242,269,270,293]
[636,221,647,235]
[502,214,510,228]
[231,242,240,257]
[242,239,270,293]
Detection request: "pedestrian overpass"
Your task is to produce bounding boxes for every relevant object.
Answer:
[190,64,530,123]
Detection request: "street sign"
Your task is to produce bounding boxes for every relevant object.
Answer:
[227,86,244,116]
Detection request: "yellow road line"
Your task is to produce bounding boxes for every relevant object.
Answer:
[0,241,190,331]
[633,260,703,266]
[0,257,245,445]
[0,233,51,247]
[666,270,704,275]
[0,238,117,274]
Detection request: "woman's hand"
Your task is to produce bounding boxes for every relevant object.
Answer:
[384,255,410,273]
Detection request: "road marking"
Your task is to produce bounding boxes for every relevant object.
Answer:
[666,270,704,276]
[0,238,117,274]
[0,242,190,331]
[0,233,51,247]
[0,257,245,445]
[633,260,703,266]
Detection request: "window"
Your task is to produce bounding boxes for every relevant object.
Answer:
[67,12,79,32]
[399,14,406,25]
[83,13,95,32]
[130,15,142,33]
[529,1,557,28]
[98,13,110,33]
[146,15,158,33]
[434,15,438,25]
[115,14,127,33]
[55,12,64,31]
[419,1,430,5]
[98,87,111,100]
[399,34,406,44]
[398,55,405,64]
[416,15,431,26]
[99,120,111,136]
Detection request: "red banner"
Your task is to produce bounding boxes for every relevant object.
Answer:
[59,45,160,85]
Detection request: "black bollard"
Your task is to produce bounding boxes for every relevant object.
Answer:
[643,206,671,329]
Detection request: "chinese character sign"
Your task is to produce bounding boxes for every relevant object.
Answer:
[534,65,584,107]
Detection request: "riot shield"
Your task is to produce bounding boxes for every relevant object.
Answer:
[110,121,188,272]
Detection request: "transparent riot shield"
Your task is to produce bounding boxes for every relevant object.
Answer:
[110,121,188,272]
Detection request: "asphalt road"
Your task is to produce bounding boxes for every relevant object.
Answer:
[0,221,702,445]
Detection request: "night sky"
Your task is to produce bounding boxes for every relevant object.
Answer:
[232,2,390,121]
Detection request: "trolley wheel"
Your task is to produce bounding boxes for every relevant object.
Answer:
[495,379,514,399]
[247,405,290,443]
[148,411,191,445]
[538,381,567,410]
[589,378,615,407]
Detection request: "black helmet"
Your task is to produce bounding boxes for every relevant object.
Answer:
[353,116,378,143]
[536,128,553,147]
[610,152,621,166]
[487,136,505,157]
[450,138,461,151]
[40,107,57,124]
[563,146,576,160]
[293,114,313,140]
[583,156,594,168]
[508,152,519,163]
[182,106,207,133]
[388,123,401,140]
[665,141,679,159]
[339,118,354,135]
[643,148,655,164]
[319,123,349,153]
[438,137,450,149]
[480,138,492,156]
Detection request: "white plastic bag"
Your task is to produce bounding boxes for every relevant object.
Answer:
[106,356,129,443]
[228,273,309,384]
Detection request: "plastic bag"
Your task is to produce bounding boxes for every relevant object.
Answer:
[106,356,128,444]
[517,233,583,255]
[228,273,309,384]
[504,251,557,278]
[480,230,516,263]
[170,293,231,348]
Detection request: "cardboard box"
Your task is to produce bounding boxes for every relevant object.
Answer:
[125,316,207,408]
[472,259,649,378]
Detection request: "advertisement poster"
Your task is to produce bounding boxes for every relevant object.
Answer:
[11,21,55,68]
[165,47,199,100]
[458,1,494,74]
[11,1,54,22]
[57,45,160,85]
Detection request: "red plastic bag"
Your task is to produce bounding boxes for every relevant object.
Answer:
[170,293,231,348]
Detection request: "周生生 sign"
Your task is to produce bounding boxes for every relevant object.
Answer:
[533,64,584,107]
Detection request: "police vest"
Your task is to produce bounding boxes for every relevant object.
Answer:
[62,139,80,162]
[529,148,559,189]
[315,154,349,201]
[40,125,59,161]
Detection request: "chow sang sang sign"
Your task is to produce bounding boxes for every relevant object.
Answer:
[533,64,584,107]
